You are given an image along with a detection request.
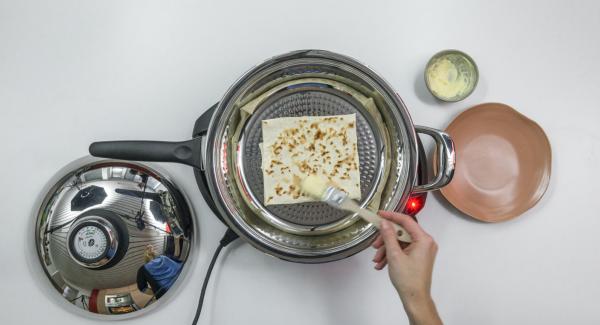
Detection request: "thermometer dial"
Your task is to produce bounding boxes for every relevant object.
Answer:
[72,225,108,260]
[67,215,119,268]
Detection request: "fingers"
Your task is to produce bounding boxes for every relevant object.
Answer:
[378,211,427,241]
[372,246,386,263]
[372,243,387,270]
[372,234,384,249]
[374,257,387,270]
[380,220,405,259]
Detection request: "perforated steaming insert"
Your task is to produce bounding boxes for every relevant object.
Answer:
[239,87,383,226]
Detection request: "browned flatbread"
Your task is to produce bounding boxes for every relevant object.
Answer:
[261,114,361,205]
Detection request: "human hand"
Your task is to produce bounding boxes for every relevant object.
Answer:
[372,211,442,325]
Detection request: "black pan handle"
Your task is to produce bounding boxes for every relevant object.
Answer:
[191,103,224,220]
[193,103,218,137]
[89,138,203,169]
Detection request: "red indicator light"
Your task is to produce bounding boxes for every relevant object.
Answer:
[403,195,425,216]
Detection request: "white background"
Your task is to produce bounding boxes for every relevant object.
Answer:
[2,0,599,324]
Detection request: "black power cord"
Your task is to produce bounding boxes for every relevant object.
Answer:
[192,228,239,325]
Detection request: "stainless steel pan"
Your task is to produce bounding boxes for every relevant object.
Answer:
[90,50,455,263]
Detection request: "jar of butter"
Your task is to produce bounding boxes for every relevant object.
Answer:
[425,49,478,102]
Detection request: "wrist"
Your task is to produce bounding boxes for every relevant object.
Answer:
[401,292,439,324]
[403,293,433,310]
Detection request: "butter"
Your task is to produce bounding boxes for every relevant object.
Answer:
[426,52,477,101]
[301,175,329,200]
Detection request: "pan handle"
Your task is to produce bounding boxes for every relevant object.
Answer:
[413,126,455,193]
[193,103,219,171]
[89,138,203,169]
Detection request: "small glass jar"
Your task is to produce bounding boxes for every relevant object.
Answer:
[425,49,479,102]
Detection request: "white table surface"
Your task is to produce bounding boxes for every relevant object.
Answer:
[2,0,600,324]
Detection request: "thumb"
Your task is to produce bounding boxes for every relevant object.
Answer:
[380,220,405,260]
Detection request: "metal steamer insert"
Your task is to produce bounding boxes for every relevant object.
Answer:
[237,86,385,234]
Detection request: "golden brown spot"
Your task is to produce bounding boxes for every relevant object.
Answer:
[275,185,283,195]
[314,129,325,141]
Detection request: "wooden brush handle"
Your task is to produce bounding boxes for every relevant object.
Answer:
[359,208,412,243]
[334,193,412,243]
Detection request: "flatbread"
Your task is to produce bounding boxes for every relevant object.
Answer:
[261,114,361,205]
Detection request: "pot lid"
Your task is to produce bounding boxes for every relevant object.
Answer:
[35,160,194,317]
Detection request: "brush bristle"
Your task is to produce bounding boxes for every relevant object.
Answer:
[301,175,329,199]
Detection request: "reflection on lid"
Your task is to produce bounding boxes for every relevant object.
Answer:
[35,161,194,317]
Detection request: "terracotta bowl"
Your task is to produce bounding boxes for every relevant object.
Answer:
[441,103,551,222]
